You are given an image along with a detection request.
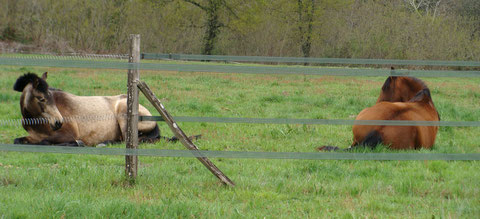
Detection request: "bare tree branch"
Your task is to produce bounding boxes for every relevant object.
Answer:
[432,0,442,21]
[221,0,239,19]
[404,0,443,20]
[184,0,207,11]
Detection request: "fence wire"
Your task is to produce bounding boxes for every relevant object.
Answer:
[142,53,480,67]
[1,56,480,77]
[140,116,480,127]
[0,114,124,127]
[1,116,479,127]
[0,52,128,60]
[0,144,479,161]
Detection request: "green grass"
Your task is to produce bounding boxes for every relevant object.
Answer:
[0,62,479,218]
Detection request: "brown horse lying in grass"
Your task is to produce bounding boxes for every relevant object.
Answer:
[13,72,160,146]
[319,76,440,151]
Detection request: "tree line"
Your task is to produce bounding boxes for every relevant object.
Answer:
[1,0,480,61]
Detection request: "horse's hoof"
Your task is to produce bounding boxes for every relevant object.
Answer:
[190,134,202,141]
[316,146,340,151]
[13,137,27,144]
[168,136,179,143]
[75,140,85,147]
[39,140,51,145]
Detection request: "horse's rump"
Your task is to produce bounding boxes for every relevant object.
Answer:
[55,92,157,145]
[353,100,438,149]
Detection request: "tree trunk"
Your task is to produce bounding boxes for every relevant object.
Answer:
[183,0,224,55]
[3,0,18,41]
[297,0,316,61]
[202,0,222,55]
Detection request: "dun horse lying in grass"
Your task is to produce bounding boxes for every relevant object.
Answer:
[13,72,160,146]
[319,75,440,151]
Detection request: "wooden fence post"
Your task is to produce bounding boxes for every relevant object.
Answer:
[125,34,141,182]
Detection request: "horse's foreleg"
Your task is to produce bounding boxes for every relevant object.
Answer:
[117,116,127,141]
[316,139,359,151]
[115,101,158,141]
[13,132,47,144]
[316,145,340,151]
[14,136,35,144]
[40,123,81,146]
[39,133,77,145]
[13,134,79,146]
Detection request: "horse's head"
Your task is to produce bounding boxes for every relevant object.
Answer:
[377,75,427,103]
[13,72,63,131]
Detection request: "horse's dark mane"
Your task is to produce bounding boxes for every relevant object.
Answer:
[381,76,428,92]
[13,73,49,93]
[407,76,428,89]
[381,77,393,91]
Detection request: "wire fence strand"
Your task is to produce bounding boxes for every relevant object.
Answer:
[0,114,125,127]
[142,53,480,67]
[1,116,479,127]
[0,144,479,161]
[1,56,480,77]
[141,116,480,127]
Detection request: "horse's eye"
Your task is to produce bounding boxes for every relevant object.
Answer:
[37,97,46,102]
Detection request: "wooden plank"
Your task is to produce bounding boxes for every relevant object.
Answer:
[137,81,235,187]
[125,34,141,181]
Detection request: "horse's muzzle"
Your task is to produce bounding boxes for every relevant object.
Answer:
[52,120,63,131]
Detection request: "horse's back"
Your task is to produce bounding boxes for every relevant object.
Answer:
[54,92,157,145]
[353,102,438,149]
[55,93,123,145]
[112,96,157,135]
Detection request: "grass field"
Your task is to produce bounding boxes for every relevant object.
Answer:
[0,61,479,218]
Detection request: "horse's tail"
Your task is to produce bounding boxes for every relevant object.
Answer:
[317,130,383,151]
[353,130,383,149]
[139,124,161,143]
[162,134,202,143]
[139,124,202,143]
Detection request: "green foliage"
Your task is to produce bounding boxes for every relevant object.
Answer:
[1,0,480,60]
[1,26,17,41]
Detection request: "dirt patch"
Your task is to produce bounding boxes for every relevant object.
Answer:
[0,37,75,54]
[0,40,38,53]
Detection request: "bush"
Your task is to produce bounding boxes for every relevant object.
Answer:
[0,0,479,61]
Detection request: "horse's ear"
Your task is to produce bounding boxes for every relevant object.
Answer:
[32,78,40,89]
[381,76,397,91]
[410,89,432,103]
[389,67,398,81]
[42,72,48,80]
